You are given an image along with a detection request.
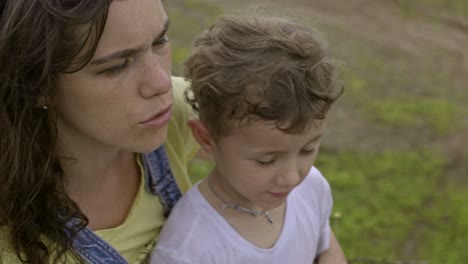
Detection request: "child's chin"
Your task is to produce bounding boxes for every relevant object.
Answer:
[263,200,286,211]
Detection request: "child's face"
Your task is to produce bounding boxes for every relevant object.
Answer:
[211,119,325,210]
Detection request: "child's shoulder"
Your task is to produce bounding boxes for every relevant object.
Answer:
[292,166,333,211]
[155,183,221,256]
[161,183,207,231]
[299,166,332,194]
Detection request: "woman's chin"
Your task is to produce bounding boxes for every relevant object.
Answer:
[133,127,168,154]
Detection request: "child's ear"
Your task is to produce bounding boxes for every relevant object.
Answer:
[188,118,215,155]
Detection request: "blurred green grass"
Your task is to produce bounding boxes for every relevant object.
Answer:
[398,0,468,17]
[317,151,467,262]
[166,0,468,263]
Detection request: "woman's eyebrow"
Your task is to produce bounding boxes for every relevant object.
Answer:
[90,19,170,66]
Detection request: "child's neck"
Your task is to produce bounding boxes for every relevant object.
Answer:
[198,179,287,249]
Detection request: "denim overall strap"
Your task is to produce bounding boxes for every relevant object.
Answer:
[142,145,182,216]
[65,219,128,264]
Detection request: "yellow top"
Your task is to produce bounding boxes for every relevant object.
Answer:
[162,76,199,195]
[0,77,198,263]
[94,156,164,264]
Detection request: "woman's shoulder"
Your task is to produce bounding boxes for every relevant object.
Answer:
[0,227,80,264]
[0,226,11,249]
[0,227,21,263]
[163,77,198,193]
[168,76,192,131]
[171,76,188,91]
[171,76,189,107]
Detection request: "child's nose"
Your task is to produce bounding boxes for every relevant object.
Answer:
[275,167,302,189]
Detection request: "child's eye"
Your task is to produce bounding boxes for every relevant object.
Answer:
[300,149,315,156]
[99,59,129,76]
[256,158,276,167]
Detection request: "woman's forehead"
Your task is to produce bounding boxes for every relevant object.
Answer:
[92,0,167,59]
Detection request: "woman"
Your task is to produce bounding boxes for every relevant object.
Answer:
[0,0,198,263]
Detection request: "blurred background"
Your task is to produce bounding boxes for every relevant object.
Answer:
[165,0,468,263]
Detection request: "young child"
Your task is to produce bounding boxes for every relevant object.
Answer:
[151,13,346,264]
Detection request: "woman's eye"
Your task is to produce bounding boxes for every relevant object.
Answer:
[99,59,129,76]
[152,35,169,48]
[300,149,315,156]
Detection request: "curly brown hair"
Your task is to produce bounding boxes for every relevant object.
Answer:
[184,13,343,136]
[0,1,110,263]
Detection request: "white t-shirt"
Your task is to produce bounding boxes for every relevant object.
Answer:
[151,166,333,264]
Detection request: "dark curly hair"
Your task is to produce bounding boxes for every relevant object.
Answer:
[184,13,343,136]
[0,1,110,263]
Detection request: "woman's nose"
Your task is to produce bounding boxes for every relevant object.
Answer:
[138,53,171,98]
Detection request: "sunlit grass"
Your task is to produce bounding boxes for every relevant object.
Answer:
[397,0,468,17]
[365,98,460,135]
[316,150,446,258]
[419,182,468,263]
[166,0,222,75]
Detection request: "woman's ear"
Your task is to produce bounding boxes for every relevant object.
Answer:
[36,96,50,110]
[188,119,215,156]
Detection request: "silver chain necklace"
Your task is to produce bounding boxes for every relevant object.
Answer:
[206,176,274,224]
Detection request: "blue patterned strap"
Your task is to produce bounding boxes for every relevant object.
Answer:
[65,218,128,264]
[72,228,128,264]
[142,146,182,217]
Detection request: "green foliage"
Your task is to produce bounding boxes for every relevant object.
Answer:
[315,150,468,262]
[365,98,459,135]
[172,47,191,69]
[416,181,468,263]
[337,34,464,136]
[166,0,222,75]
[188,159,213,183]
[397,0,468,17]
[344,71,368,96]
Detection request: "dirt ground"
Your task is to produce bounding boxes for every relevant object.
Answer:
[213,0,468,72]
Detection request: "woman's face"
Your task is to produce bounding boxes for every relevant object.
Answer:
[54,0,172,154]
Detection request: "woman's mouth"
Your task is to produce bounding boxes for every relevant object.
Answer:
[140,105,172,128]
